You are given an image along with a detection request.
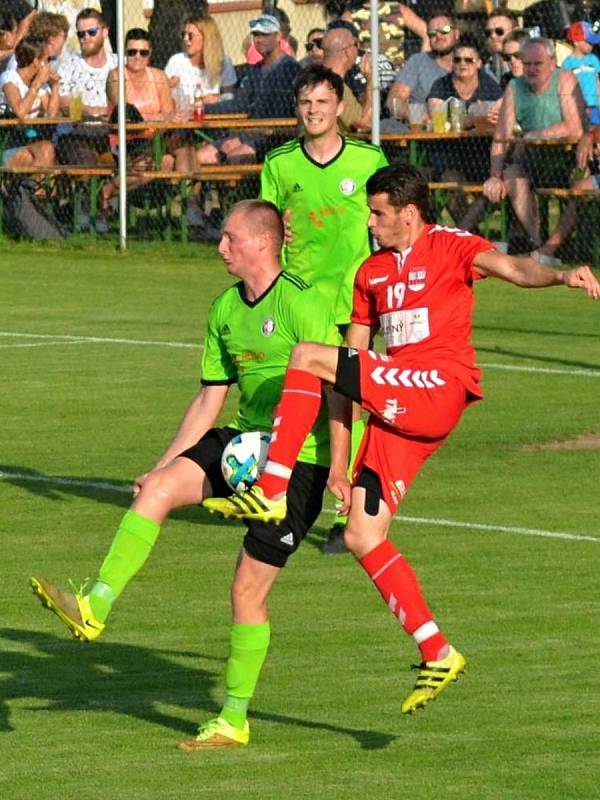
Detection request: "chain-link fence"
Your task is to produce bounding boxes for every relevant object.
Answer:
[0,0,599,262]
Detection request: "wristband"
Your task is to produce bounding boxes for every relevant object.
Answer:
[490,170,503,179]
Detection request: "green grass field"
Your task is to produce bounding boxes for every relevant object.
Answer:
[1,241,599,800]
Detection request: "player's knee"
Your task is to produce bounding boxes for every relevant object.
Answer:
[343,521,363,556]
[137,468,180,509]
[289,341,319,370]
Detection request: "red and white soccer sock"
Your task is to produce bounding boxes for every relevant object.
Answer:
[257,368,323,499]
[359,539,448,662]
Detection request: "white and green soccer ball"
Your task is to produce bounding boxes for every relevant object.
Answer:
[221,431,271,493]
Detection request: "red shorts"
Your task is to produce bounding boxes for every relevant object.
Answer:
[343,349,470,514]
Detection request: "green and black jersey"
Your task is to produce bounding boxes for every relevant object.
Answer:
[201,271,340,466]
[261,136,388,324]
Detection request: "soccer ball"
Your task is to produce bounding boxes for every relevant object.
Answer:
[221,431,271,493]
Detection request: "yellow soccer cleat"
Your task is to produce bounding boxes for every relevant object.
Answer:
[202,486,287,524]
[401,646,466,714]
[177,717,250,751]
[29,575,105,642]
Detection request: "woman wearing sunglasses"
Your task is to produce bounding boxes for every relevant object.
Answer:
[106,28,173,122]
[165,15,236,109]
[101,29,174,231]
[426,34,503,229]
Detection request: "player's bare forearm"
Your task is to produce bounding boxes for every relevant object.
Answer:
[474,250,600,297]
[155,384,229,469]
[325,386,352,513]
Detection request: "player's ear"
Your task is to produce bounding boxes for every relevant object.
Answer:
[336,100,345,119]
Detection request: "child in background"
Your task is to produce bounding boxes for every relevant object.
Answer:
[562,21,600,125]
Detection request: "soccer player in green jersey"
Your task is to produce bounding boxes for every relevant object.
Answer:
[261,64,388,553]
[30,199,341,749]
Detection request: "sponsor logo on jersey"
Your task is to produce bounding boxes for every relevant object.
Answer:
[382,398,407,423]
[408,269,426,291]
[339,177,356,196]
[368,275,389,286]
[261,317,276,336]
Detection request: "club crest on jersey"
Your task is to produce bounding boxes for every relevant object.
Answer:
[261,317,276,336]
[408,269,426,291]
[339,178,356,196]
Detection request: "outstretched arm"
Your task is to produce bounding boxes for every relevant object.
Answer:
[473,249,600,298]
[133,383,229,495]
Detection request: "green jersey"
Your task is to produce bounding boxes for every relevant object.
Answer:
[201,271,340,466]
[260,136,388,325]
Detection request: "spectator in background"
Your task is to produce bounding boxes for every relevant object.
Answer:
[35,1,103,58]
[484,37,585,256]
[57,9,116,166]
[322,24,372,131]
[145,0,208,70]
[101,28,175,231]
[324,0,429,66]
[165,14,236,107]
[0,38,59,168]
[500,29,528,90]
[326,19,395,110]
[58,8,116,117]
[562,21,600,126]
[201,14,299,163]
[4,12,69,74]
[246,5,297,64]
[106,28,173,121]
[164,13,236,232]
[427,34,502,229]
[386,10,459,120]
[483,10,517,82]
[0,11,18,73]
[300,27,325,67]
[0,0,35,55]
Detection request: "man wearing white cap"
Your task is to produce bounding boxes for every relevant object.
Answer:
[201,13,299,163]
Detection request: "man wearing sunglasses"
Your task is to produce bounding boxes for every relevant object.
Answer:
[385,12,458,121]
[58,8,116,118]
[484,11,517,81]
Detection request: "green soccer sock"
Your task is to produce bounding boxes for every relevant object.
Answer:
[335,416,366,527]
[220,621,271,730]
[87,510,161,623]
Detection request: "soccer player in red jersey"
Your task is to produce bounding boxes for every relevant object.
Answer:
[204,163,600,714]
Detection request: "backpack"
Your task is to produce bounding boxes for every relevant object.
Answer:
[1,177,67,241]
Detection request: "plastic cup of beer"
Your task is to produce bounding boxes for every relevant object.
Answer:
[69,93,83,121]
[408,103,426,131]
[431,105,448,134]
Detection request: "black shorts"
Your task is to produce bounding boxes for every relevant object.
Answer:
[180,427,329,569]
[333,346,362,404]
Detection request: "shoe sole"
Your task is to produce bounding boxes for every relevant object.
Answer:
[403,659,466,714]
[29,576,91,642]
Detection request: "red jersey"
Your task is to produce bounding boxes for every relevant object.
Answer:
[351,223,494,399]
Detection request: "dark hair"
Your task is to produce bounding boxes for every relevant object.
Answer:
[366,164,432,221]
[125,27,150,45]
[326,19,359,39]
[76,8,107,27]
[428,9,456,26]
[15,38,44,68]
[307,27,325,40]
[454,32,483,58]
[295,64,344,101]
[0,10,16,32]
